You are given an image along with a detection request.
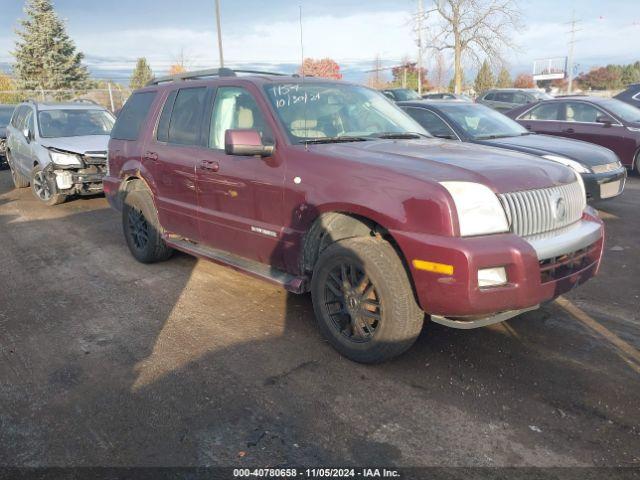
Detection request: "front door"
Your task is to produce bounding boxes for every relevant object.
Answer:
[196,85,286,268]
[559,101,626,155]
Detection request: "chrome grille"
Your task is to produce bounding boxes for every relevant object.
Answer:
[498,181,585,237]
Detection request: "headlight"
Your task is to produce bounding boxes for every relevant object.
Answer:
[542,154,591,174]
[627,127,640,133]
[49,150,82,167]
[440,181,509,237]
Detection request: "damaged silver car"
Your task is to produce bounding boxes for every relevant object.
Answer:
[5,100,114,205]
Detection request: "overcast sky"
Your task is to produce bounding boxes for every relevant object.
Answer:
[0,0,639,82]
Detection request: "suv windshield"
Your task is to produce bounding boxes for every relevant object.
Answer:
[600,99,640,123]
[439,103,529,139]
[264,83,428,143]
[38,109,115,138]
[0,107,14,125]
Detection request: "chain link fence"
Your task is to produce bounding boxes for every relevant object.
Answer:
[0,85,132,112]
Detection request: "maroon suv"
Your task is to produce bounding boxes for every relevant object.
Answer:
[105,69,604,363]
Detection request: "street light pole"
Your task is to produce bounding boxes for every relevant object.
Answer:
[215,0,224,68]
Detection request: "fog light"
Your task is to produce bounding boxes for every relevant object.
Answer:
[478,267,507,287]
[55,170,73,190]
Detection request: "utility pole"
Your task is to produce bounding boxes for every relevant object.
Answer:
[566,10,580,94]
[416,0,424,95]
[215,0,224,68]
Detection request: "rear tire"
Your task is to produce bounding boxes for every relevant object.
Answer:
[311,237,424,363]
[30,165,66,206]
[7,152,29,188]
[122,188,173,263]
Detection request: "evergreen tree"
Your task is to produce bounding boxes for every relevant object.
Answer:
[13,0,89,91]
[130,58,154,90]
[496,67,512,88]
[474,60,495,94]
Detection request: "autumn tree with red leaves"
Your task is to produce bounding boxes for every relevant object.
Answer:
[513,73,535,88]
[298,58,342,79]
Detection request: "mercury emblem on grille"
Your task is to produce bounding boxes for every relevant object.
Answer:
[551,195,567,222]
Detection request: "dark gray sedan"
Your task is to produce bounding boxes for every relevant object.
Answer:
[399,100,626,202]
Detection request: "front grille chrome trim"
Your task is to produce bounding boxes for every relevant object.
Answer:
[498,181,585,237]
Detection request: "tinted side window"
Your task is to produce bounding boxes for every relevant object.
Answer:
[521,103,561,121]
[513,92,528,104]
[168,87,207,146]
[496,92,513,103]
[565,102,610,123]
[156,90,178,142]
[111,91,157,141]
[11,106,27,128]
[484,92,495,101]
[209,87,273,150]
[404,108,456,138]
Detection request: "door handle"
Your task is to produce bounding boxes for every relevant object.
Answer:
[563,128,575,134]
[200,160,219,172]
[144,151,158,161]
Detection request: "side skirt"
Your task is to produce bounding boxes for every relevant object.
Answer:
[165,236,309,294]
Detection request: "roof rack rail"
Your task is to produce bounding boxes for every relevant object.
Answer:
[147,68,290,86]
[72,98,100,105]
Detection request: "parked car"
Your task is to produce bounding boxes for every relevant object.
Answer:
[422,92,472,102]
[381,88,421,102]
[614,83,640,109]
[6,101,115,205]
[477,88,552,112]
[0,104,16,169]
[105,69,603,363]
[399,101,626,202]
[506,96,640,175]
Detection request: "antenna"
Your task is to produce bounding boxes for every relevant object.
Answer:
[299,5,305,80]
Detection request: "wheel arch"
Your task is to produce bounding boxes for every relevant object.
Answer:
[301,211,412,282]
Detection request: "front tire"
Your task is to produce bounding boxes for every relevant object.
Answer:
[311,237,424,363]
[122,188,173,263]
[31,165,66,205]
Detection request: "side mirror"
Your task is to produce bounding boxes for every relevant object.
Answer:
[225,129,273,157]
[22,128,31,142]
[596,115,613,126]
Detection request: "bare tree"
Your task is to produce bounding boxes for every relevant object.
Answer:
[423,0,521,93]
[431,51,447,91]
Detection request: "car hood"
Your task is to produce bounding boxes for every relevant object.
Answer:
[474,134,619,167]
[311,139,576,194]
[40,135,110,154]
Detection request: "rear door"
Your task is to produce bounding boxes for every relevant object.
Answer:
[146,86,208,241]
[9,106,32,176]
[516,102,563,136]
[196,84,286,268]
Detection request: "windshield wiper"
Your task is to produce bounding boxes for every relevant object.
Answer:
[370,132,428,139]
[474,133,514,140]
[300,136,371,144]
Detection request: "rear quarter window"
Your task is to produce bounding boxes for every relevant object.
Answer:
[111,91,157,141]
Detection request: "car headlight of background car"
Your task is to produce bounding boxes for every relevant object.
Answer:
[440,181,510,237]
[542,154,591,174]
[49,150,82,167]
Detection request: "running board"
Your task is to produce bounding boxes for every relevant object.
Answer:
[430,305,539,329]
[165,237,308,294]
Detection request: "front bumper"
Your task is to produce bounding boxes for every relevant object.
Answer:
[582,168,626,202]
[48,165,105,195]
[393,211,604,323]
